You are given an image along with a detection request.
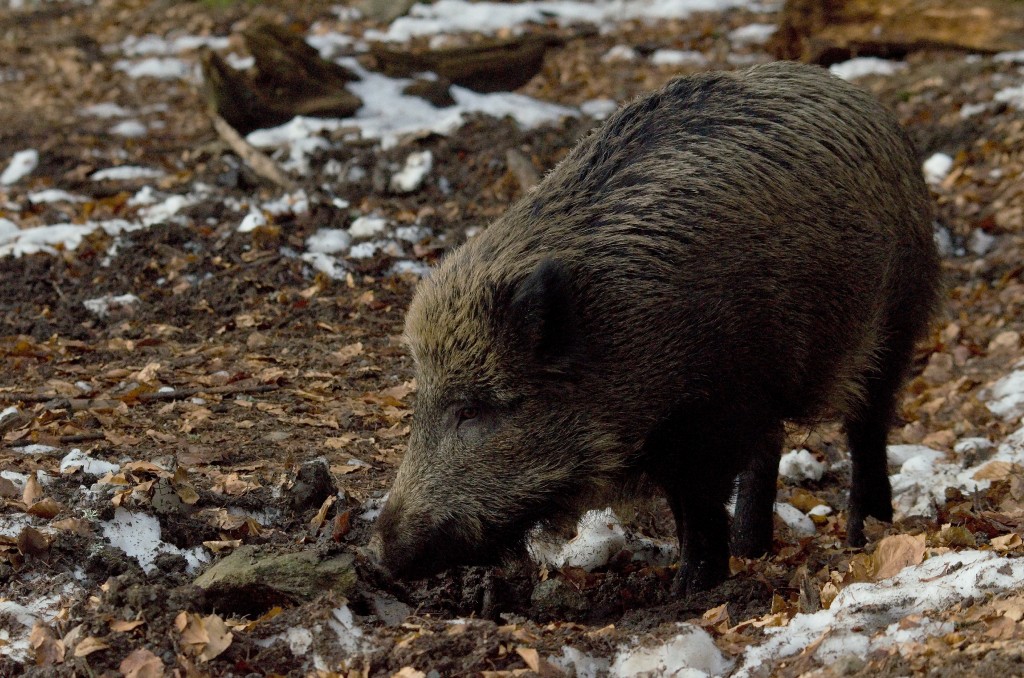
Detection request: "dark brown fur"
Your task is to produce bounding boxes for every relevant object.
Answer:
[369,61,941,594]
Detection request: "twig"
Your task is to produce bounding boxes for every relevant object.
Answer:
[210,113,296,191]
[10,432,105,448]
[135,383,281,402]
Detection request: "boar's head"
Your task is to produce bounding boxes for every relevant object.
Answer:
[368,254,623,579]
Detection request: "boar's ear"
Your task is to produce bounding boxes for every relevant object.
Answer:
[508,258,579,365]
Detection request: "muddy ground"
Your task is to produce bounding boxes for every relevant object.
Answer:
[2,0,1024,676]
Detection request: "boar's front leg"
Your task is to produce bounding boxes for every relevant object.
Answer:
[646,416,748,596]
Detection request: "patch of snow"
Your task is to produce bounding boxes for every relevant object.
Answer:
[389,260,432,277]
[734,550,1024,677]
[1,405,20,427]
[923,152,954,185]
[225,53,255,70]
[0,594,63,662]
[28,189,87,204]
[1,149,38,185]
[0,218,143,258]
[91,165,166,181]
[307,228,353,254]
[138,193,197,225]
[110,119,148,137]
[960,102,989,118]
[261,190,310,215]
[612,624,733,677]
[807,504,832,517]
[829,57,907,80]
[968,228,996,257]
[729,23,777,45]
[529,507,627,571]
[994,50,1024,63]
[247,59,575,151]
[986,370,1024,421]
[390,150,433,193]
[114,57,193,80]
[371,0,755,42]
[238,209,267,233]
[306,30,357,59]
[121,33,229,56]
[328,604,365,654]
[579,98,619,119]
[350,216,389,239]
[359,494,388,521]
[993,85,1024,109]
[18,444,57,455]
[349,241,381,259]
[59,448,121,475]
[551,646,609,678]
[602,44,639,62]
[81,102,132,118]
[394,225,431,243]
[887,444,945,467]
[0,513,34,539]
[101,508,209,574]
[650,49,708,66]
[83,293,141,318]
[302,252,348,279]
[778,448,825,482]
[775,502,816,537]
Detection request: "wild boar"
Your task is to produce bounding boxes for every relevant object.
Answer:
[368,60,941,595]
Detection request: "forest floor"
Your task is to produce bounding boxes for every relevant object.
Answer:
[2,0,1024,676]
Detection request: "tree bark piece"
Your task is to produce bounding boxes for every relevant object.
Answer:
[371,34,556,93]
[771,0,1024,63]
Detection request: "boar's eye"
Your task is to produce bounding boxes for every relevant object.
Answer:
[457,406,480,423]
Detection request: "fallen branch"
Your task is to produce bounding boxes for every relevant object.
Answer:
[210,113,296,190]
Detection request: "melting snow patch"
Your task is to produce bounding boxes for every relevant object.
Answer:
[114,57,194,80]
[602,44,639,62]
[994,50,1024,63]
[81,102,132,118]
[110,119,148,137]
[389,260,432,277]
[28,189,87,204]
[101,508,209,574]
[985,369,1024,420]
[923,152,954,185]
[611,624,733,677]
[580,98,619,119]
[551,646,610,678]
[303,252,348,279]
[829,57,907,80]
[778,448,825,482]
[329,604,365,654]
[261,189,310,216]
[372,0,755,41]
[993,85,1024,109]
[307,228,353,254]
[121,33,230,56]
[350,215,389,239]
[91,165,166,181]
[1,149,39,185]
[729,22,777,44]
[734,550,1024,677]
[390,150,433,193]
[349,241,381,259]
[238,209,267,233]
[59,448,120,475]
[775,502,816,537]
[650,49,708,66]
[83,293,141,318]
[529,507,627,571]
[0,594,63,662]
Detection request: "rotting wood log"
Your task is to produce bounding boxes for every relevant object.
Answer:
[771,0,1024,64]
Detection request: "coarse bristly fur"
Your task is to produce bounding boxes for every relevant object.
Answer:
[368,61,941,594]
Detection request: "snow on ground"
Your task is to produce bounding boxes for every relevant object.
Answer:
[728,22,776,45]
[101,508,210,574]
[733,550,1024,677]
[1,148,38,185]
[369,0,761,42]
[650,49,709,66]
[91,165,166,181]
[923,152,954,185]
[778,448,825,482]
[27,189,87,204]
[612,624,733,677]
[828,57,907,80]
[82,293,141,318]
[0,593,66,662]
[986,368,1024,420]
[114,56,195,80]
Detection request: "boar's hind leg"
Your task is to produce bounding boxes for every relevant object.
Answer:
[844,333,915,546]
[731,422,784,558]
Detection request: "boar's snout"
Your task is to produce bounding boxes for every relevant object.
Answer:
[369,500,456,580]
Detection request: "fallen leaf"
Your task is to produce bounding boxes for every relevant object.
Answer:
[119,647,164,678]
[50,518,92,536]
[0,476,19,499]
[392,668,426,678]
[22,473,43,505]
[178,612,233,662]
[27,497,62,519]
[990,533,1023,552]
[333,510,352,541]
[30,623,64,666]
[310,494,336,531]
[872,533,926,581]
[73,636,110,657]
[109,619,145,633]
[17,526,51,555]
[332,342,364,365]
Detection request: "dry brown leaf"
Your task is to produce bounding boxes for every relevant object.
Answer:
[119,647,164,678]
[990,533,1023,552]
[50,518,92,536]
[332,342,364,366]
[17,526,51,555]
[30,623,64,666]
[203,539,242,552]
[0,476,20,499]
[974,461,1023,481]
[392,668,426,678]
[109,619,145,633]
[872,533,926,581]
[178,612,233,662]
[22,473,43,505]
[310,494,336,531]
[73,636,110,657]
[26,497,62,519]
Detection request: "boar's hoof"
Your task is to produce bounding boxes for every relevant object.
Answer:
[671,559,728,597]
